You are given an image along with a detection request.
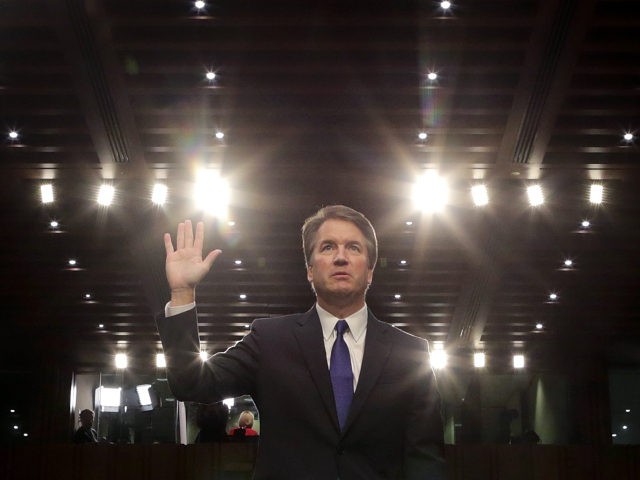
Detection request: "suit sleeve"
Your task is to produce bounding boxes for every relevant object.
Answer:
[404,342,446,479]
[156,307,260,403]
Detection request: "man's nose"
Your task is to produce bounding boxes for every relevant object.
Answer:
[333,247,348,265]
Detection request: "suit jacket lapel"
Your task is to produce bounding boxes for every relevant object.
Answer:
[343,311,392,433]
[293,307,340,431]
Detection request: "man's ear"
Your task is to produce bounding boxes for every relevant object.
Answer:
[307,264,313,283]
[367,268,373,285]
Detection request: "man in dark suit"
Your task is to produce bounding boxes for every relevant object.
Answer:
[156,205,444,479]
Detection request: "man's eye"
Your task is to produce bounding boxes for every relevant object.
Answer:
[349,245,361,252]
[321,244,333,251]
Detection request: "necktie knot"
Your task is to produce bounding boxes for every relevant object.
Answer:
[335,319,348,336]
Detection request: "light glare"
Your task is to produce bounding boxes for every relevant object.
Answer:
[156,353,166,368]
[513,354,525,369]
[589,184,603,204]
[40,184,54,204]
[97,184,115,206]
[473,352,485,368]
[152,183,168,205]
[430,344,447,370]
[199,350,208,361]
[527,185,544,206]
[115,353,128,369]
[413,171,448,212]
[471,184,489,206]
[194,170,230,218]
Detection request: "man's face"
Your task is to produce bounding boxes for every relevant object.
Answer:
[306,219,373,308]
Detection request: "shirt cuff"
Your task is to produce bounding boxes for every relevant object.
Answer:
[165,301,196,317]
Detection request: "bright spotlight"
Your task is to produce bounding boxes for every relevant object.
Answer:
[589,184,603,204]
[205,71,216,81]
[194,170,230,218]
[115,353,128,369]
[441,1,452,9]
[40,184,54,204]
[156,353,166,368]
[152,183,168,205]
[513,354,525,369]
[430,344,447,370]
[471,184,489,206]
[97,184,115,206]
[194,0,205,9]
[473,352,486,368]
[413,171,448,212]
[199,350,208,361]
[427,72,438,81]
[526,184,544,206]
[223,398,235,409]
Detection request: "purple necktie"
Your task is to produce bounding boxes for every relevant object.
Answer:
[330,319,353,430]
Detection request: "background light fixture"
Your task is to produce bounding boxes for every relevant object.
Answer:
[115,352,128,369]
[471,184,489,206]
[194,169,230,218]
[527,184,544,206]
[473,352,486,368]
[97,184,115,206]
[430,343,448,370]
[156,353,166,368]
[413,171,448,212]
[40,184,54,204]
[589,184,604,204]
[513,354,525,369]
[152,183,168,205]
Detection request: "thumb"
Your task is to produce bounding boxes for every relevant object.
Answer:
[203,249,222,271]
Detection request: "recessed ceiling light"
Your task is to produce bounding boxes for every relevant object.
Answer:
[405,221,413,226]
[97,184,115,206]
[68,259,77,266]
[473,352,485,368]
[418,131,428,141]
[8,130,18,140]
[49,220,59,228]
[535,323,543,330]
[581,220,591,229]
[205,71,216,81]
[589,184,603,204]
[234,259,242,265]
[441,1,452,10]
[527,184,544,206]
[548,293,558,301]
[513,354,525,369]
[394,294,401,300]
[98,324,104,329]
[40,184,54,204]
[471,184,489,207]
[151,183,168,206]
[239,294,247,300]
[563,259,573,267]
[623,132,634,142]
[215,131,224,140]
[427,72,438,81]
[84,293,92,299]
[194,1,205,9]
[399,259,408,266]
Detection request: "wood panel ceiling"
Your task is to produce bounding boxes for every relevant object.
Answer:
[1,0,639,371]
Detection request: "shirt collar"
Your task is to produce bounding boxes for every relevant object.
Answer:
[316,303,368,343]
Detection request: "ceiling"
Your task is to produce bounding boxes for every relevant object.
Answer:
[1,0,639,372]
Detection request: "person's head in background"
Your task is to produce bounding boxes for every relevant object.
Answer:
[238,410,254,428]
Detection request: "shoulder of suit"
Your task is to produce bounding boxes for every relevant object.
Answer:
[250,312,308,329]
[373,318,429,348]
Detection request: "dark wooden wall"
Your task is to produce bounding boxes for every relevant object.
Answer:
[1,444,639,480]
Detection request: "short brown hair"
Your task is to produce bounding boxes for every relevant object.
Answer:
[302,205,378,269]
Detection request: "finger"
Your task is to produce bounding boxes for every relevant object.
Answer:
[184,219,194,248]
[163,233,175,256]
[176,222,185,250]
[194,221,205,252]
[203,249,223,271]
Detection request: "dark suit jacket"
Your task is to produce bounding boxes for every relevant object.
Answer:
[156,306,444,479]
